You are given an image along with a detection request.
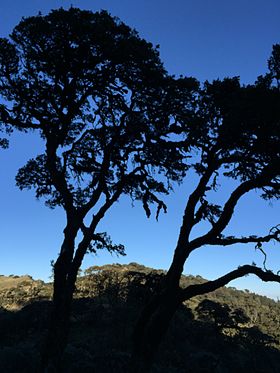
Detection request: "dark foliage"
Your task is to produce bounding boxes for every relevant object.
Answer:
[1,265,280,373]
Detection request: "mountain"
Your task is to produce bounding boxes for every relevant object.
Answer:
[0,263,280,372]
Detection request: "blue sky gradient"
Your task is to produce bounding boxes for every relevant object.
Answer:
[0,0,279,299]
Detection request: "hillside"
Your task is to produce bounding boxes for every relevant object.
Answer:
[0,263,280,372]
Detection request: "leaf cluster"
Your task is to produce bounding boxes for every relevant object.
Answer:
[0,8,198,215]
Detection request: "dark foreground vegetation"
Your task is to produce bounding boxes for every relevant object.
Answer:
[1,263,280,372]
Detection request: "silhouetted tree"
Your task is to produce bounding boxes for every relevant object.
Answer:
[0,8,197,370]
[131,48,280,371]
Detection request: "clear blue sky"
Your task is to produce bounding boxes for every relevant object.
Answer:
[0,0,279,299]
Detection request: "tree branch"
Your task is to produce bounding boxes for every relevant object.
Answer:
[0,105,40,130]
[176,156,218,246]
[45,138,75,215]
[180,265,280,302]
[189,175,273,250]
[208,230,280,246]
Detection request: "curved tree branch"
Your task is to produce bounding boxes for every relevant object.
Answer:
[180,265,280,302]
[189,175,273,250]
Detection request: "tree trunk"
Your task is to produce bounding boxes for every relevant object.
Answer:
[41,282,73,372]
[41,224,78,372]
[130,287,181,372]
[130,251,186,372]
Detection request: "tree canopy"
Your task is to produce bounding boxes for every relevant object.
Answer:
[0,8,197,219]
[0,7,199,369]
[131,47,280,371]
[160,72,280,268]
